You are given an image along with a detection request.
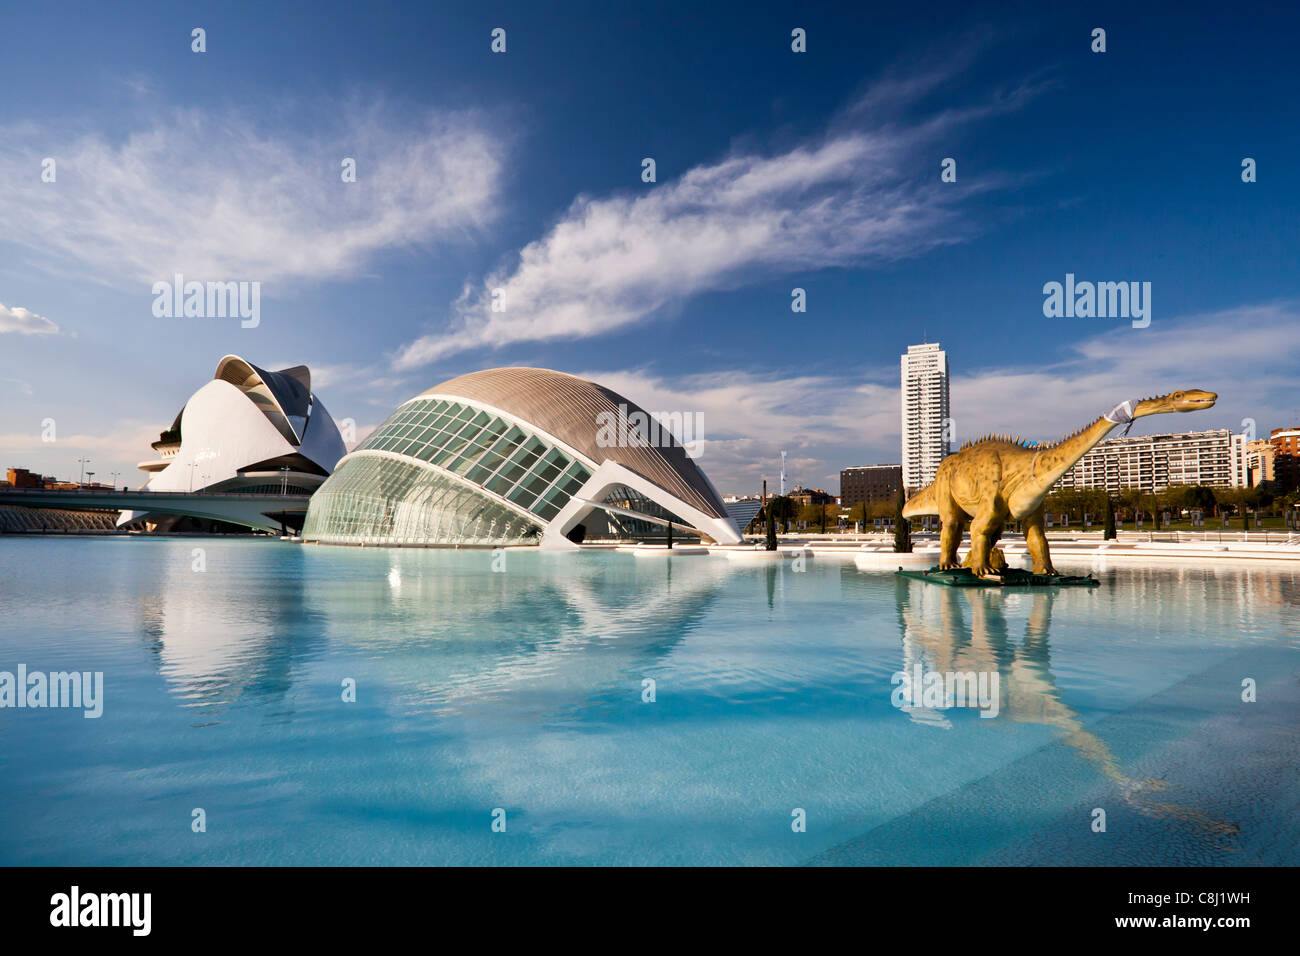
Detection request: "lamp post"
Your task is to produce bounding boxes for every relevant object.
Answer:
[77,457,91,486]
[110,471,120,490]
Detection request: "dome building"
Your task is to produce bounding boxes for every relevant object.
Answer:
[302,367,742,548]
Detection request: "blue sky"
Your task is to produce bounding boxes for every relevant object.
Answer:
[2,0,1297,493]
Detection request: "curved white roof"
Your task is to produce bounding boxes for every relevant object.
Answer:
[419,367,728,520]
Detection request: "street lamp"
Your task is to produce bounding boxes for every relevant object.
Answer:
[187,462,196,493]
[77,457,91,486]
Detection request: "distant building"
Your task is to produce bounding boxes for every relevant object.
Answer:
[786,486,836,508]
[2,467,103,490]
[1054,428,1247,494]
[1246,438,1275,487]
[840,464,902,506]
[1267,426,1300,491]
[6,468,43,489]
[724,498,764,533]
[900,343,950,492]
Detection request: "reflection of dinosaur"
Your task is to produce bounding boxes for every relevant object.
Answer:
[897,581,1239,849]
[902,390,1217,575]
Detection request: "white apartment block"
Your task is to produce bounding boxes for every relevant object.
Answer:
[1054,428,1248,494]
[900,343,950,492]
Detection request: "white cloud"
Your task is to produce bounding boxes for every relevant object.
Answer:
[949,303,1300,448]
[570,303,1300,493]
[0,102,504,287]
[394,65,1038,370]
[0,302,60,335]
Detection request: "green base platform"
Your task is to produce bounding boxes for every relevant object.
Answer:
[896,566,1100,588]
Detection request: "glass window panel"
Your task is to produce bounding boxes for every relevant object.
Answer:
[465,451,508,485]
[429,444,459,467]
[485,463,526,495]
[492,425,527,454]
[540,447,570,471]
[506,436,547,473]
[455,421,485,447]
[531,462,563,488]
[518,470,553,498]
[478,418,508,444]
[532,499,562,521]
[507,482,541,509]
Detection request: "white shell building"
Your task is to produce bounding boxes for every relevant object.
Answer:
[119,355,347,531]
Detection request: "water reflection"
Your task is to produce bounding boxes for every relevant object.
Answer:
[137,548,734,721]
[894,576,1241,846]
[135,544,328,717]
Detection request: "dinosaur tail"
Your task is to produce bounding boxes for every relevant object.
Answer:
[902,484,936,519]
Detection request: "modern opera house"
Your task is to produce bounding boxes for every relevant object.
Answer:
[119,355,347,532]
[302,367,742,548]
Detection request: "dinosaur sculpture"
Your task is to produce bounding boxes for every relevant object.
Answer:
[901,389,1218,575]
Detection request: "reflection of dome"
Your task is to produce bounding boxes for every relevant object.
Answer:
[303,367,741,548]
[119,355,347,531]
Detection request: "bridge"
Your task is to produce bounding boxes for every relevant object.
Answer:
[0,488,313,534]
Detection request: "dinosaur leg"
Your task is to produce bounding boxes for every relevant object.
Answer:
[1024,507,1058,576]
[937,495,966,570]
[965,507,1002,576]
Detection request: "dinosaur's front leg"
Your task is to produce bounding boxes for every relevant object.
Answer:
[1024,507,1058,576]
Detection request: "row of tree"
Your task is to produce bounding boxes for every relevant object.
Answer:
[753,489,914,551]
[751,482,1300,542]
[1043,483,1300,523]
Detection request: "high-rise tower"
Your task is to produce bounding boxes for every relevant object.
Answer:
[900,342,950,492]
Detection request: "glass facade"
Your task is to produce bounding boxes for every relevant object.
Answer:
[303,397,594,546]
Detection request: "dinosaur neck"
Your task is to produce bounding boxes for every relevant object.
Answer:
[1032,416,1120,492]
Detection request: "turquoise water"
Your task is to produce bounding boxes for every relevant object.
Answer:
[0,537,1297,866]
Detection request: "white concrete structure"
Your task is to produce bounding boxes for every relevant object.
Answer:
[900,342,950,493]
[1053,428,1247,494]
[303,367,743,549]
[119,356,346,530]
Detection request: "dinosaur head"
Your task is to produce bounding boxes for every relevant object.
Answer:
[1133,389,1217,418]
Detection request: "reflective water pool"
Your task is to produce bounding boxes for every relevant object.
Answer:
[1,537,1297,865]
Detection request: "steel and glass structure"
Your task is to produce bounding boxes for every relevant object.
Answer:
[303,367,742,548]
